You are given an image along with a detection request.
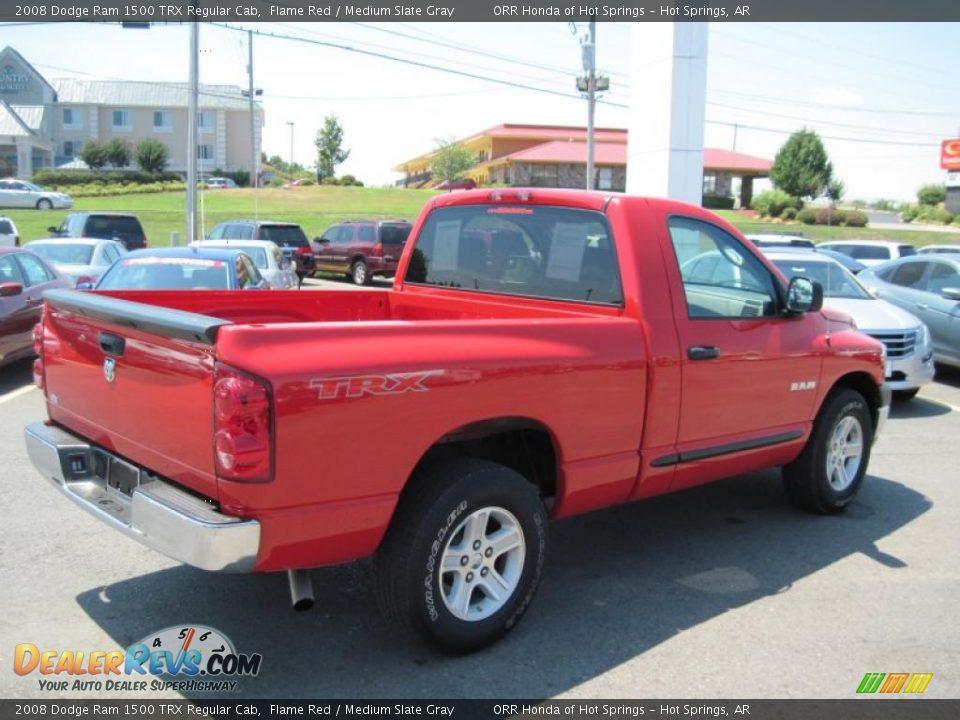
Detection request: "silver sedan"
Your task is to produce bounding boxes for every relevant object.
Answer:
[190,239,300,289]
[858,254,960,369]
[25,238,126,287]
[0,179,73,210]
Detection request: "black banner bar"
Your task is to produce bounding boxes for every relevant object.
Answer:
[1,700,959,720]
[3,0,960,23]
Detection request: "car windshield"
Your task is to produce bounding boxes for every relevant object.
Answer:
[22,181,43,192]
[28,244,94,266]
[260,225,308,246]
[771,258,871,299]
[97,256,230,289]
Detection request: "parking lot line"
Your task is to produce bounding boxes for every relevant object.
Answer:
[0,385,36,405]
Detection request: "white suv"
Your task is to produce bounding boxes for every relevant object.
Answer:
[817,240,917,267]
[0,216,19,247]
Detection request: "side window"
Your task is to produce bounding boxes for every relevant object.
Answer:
[321,226,341,243]
[208,225,225,240]
[236,224,254,240]
[889,262,927,289]
[104,244,121,263]
[925,262,960,294]
[357,225,375,243]
[334,227,352,244]
[669,216,778,318]
[0,255,26,284]
[16,253,54,286]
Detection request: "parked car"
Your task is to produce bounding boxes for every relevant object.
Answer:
[818,240,917,267]
[49,212,147,251]
[0,247,71,368]
[0,178,73,210]
[206,220,314,282]
[94,247,268,291]
[764,250,934,400]
[815,248,867,274]
[858,255,960,369]
[190,239,299,289]
[0,216,20,247]
[206,177,238,189]
[27,188,889,653]
[434,178,477,191]
[26,238,126,287]
[917,244,960,255]
[744,233,815,249]
[314,219,412,285]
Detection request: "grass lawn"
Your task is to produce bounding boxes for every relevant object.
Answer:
[5,185,439,246]
[6,187,959,248]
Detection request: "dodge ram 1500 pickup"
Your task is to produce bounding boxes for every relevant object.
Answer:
[26,189,890,652]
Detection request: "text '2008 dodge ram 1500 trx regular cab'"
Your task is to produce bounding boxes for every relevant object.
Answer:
[26,189,890,652]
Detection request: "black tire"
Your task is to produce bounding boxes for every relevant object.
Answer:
[36,198,52,210]
[782,388,873,514]
[893,388,920,402]
[375,459,548,653]
[351,259,371,286]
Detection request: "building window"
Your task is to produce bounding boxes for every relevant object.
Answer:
[62,108,81,129]
[112,109,131,131]
[197,144,214,161]
[198,111,214,133]
[529,164,559,187]
[597,167,613,191]
[153,111,173,132]
[63,141,82,158]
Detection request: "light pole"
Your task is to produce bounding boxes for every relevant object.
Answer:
[287,121,295,170]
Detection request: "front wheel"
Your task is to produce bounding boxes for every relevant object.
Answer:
[783,388,873,514]
[36,198,52,210]
[375,459,548,653]
[351,259,371,286]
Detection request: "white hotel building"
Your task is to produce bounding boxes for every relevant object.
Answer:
[0,46,264,178]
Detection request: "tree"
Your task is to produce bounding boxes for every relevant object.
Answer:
[770,129,833,199]
[135,138,168,173]
[104,138,131,168]
[430,138,475,182]
[314,115,350,180]
[826,178,845,203]
[917,184,946,206]
[79,140,108,170]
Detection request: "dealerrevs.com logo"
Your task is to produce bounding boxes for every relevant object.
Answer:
[857,672,933,695]
[13,625,262,693]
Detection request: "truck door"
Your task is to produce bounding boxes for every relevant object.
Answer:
[663,215,823,489]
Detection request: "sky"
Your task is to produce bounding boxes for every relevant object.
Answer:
[5,20,959,201]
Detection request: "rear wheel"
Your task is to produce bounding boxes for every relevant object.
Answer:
[36,198,52,210]
[783,388,872,514]
[375,459,548,653]
[351,259,371,286]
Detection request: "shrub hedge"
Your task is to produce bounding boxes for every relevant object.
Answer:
[33,169,181,186]
[702,194,736,210]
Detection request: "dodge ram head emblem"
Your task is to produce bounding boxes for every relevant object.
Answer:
[103,357,116,383]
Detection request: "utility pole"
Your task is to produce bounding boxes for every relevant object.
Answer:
[186,21,198,244]
[247,31,257,192]
[575,18,608,191]
[287,121,295,170]
[733,123,739,151]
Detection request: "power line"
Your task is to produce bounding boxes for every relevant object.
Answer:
[710,89,957,118]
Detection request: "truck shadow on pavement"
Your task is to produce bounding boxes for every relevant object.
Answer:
[76,470,929,699]
[0,357,34,396]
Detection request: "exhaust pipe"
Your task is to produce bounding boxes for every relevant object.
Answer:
[287,570,314,611]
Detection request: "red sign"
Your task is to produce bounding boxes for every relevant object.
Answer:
[941,139,960,170]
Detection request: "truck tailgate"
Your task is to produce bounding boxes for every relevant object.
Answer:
[41,290,230,501]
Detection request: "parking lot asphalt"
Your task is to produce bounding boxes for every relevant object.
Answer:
[1,315,958,700]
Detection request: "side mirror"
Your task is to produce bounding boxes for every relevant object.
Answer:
[75,281,94,290]
[0,281,24,297]
[47,226,59,234]
[316,237,330,245]
[785,277,823,314]
[942,288,960,301]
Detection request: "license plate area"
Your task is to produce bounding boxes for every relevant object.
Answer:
[63,447,141,497]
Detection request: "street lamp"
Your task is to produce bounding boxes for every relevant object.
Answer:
[287,121,295,170]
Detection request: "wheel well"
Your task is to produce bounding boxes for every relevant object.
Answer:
[411,419,558,501]
[829,372,882,430]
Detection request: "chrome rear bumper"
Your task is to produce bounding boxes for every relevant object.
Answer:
[25,422,260,572]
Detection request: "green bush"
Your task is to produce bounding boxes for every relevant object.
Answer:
[322,177,340,185]
[872,198,898,212]
[843,210,868,227]
[815,208,846,225]
[915,205,954,225]
[268,177,285,188]
[33,169,181,186]
[796,208,817,225]
[952,215,960,227]
[702,194,736,210]
[917,184,946,206]
[780,207,798,221]
[751,189,798,218]
[900,205,919,223]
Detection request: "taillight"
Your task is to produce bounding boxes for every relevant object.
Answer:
[371,242,383,257]
[74,275,96,288]
[32,323,44,389]
[295,246,311,256]
[213,364,273,483]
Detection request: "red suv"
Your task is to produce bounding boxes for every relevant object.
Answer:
[313,220,412,285]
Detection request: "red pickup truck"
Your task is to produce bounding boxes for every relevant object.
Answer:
[26,189,889,653]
